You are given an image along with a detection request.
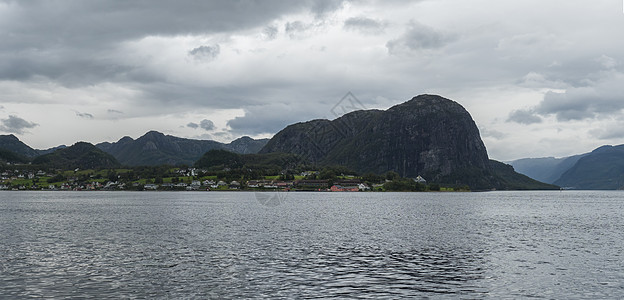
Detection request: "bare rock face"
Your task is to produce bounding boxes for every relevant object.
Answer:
[261,94,491,184]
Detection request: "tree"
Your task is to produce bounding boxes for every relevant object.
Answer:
[319,169,336,180]
[385,171,400,181]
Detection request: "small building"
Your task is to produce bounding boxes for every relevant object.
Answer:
[144,184,159,190]
[330,185,359,192]
[296,180,330,188]
[414,176,427,184]
[247,180,261,188]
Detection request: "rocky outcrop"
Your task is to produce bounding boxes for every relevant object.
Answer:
[261,94,554,190]
[262,95,489,180]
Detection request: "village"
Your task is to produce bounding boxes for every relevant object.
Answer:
[0,167,434,192]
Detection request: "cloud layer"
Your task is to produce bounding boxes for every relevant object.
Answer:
[0,0,623,161]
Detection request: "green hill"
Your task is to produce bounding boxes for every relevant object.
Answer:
[195,149,304,170]
[33,142,121,170]
[0,147,30,164]
[0,134,40,157]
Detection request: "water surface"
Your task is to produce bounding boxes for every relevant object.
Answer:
[1,191,623,298]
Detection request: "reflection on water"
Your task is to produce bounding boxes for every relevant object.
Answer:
[1,191,623,298]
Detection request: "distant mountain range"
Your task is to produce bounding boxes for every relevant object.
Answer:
[0,131,269,167]
[508,145,624,190]
[95,131,269,166]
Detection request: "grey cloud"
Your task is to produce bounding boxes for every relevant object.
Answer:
[507,109,542,124]
[200,119,216,131]
[0,0,347,82]
[309,0,345,17]
[285,21,312,39]
[590,123,624,140]
[0,115,38,134]
[187,119,216,131]
[479,127,507,139]
[75,111,94,119]
[386,21,456,53]
[344,16,386,35]
[227,103,326,135]
[189,45,220,61]
[261,25,279,40]
[534,73,624,121]
[596,55,617,69]
[1,1,343,47]
[107,109,123,114]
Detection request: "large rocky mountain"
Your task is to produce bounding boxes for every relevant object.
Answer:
[261,94,555,190]
[96,131,269,166]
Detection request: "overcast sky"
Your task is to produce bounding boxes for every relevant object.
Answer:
[1,0,623,161]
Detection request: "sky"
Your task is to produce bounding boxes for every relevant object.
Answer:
[0,0,623,161]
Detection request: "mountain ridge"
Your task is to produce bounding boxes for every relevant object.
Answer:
[32,142,121,170]
[95,131,269,166]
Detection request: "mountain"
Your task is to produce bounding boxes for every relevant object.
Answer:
[260,94,556,190]
[507,154,587,184]
[227,136,270,154]
[488,160,560,190]
[0,148,30,164]
[32,142,121,169]
[38,145,68,155]
[554,145,624,190]
[96,131,269,166]
[195,149,302,170]
[0,134,40,157]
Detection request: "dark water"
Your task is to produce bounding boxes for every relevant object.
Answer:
[1,191,623,299]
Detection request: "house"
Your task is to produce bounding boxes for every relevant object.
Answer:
[247,180,261,188]
[276,181,293,188]
[358,183,370,191]
[335,179,361,186]
[296,180,330,188]
[330,185,359,192]
[144,184,159,190]
[414,176,427,184]
[229,181,241,190]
